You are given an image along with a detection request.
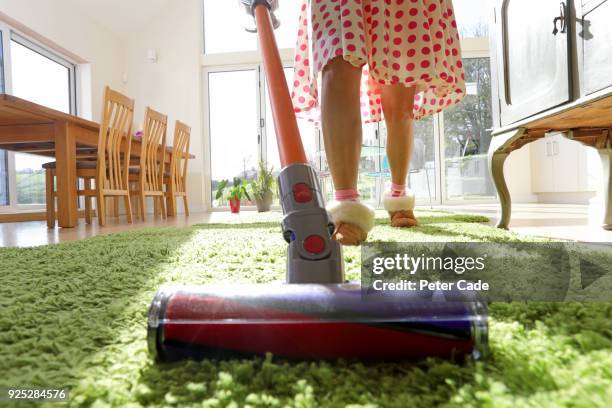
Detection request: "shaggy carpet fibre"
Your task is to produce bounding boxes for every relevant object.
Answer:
[0,211,610,407]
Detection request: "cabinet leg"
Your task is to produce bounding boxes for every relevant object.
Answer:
[488,128,526,230]
[489,151,511,229]
[599,149,612,230]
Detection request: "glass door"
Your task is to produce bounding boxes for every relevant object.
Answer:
[443,57,495,201]
[208,68,260,207]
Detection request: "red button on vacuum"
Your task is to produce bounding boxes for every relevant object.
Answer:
[303,235,325,254]
[293,183,313,203]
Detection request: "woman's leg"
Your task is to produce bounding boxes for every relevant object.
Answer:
[321,57,374,245]
[321,57,362,190]
[380,84,418,227]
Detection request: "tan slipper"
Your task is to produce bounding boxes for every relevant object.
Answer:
[389,210,418,228]
[326,200,375,246]
[332,222,368,246]
[383,191,417,228]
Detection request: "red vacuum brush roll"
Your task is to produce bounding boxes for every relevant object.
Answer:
[148,283,488,361]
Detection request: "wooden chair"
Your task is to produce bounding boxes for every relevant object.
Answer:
[45,86,135,227]
[129,107,168,220]
[164,121,191,216]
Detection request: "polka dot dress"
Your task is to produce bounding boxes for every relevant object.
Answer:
[291,0,466,124]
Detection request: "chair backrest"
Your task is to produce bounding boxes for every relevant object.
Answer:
[169,121,191,193]
[141,107,168,192]
[97,86,135,191]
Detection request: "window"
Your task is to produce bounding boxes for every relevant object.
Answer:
[204,0,300,54]
[10,38,72,113]
[443,57,494,201]
[208,69,259,207]
[9,35,76,207]
[454,0,490,38]
[0,30,8,207]
[0,27,77,212]
[204,1,257,54]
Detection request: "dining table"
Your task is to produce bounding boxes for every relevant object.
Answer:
[0,94,194,228]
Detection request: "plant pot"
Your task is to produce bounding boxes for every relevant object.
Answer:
[255,191,273,212]
[229,198,241,213]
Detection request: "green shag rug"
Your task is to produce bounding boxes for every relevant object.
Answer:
[0,211,610,407]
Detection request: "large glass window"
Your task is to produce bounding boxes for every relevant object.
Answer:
[10,37,74,206]
[454,0,490,38]
[10,39,71,113]
[204,1,257,54]
[444,57,494,201]
[0,31,8,207]
[209,69,259,207]
[204,0,300,54]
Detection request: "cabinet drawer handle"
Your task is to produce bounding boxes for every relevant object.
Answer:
[552,1,567,35]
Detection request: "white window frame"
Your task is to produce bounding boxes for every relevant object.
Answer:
[0,22,78,214]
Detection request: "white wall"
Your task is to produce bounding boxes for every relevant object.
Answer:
[121,0,205,213]
[0,0,125,121]
[505,144,538,204]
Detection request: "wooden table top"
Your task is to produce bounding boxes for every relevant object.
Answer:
[0,94,194,159]
[0,93,99,130]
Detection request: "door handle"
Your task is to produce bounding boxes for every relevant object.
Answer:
[552,1,567,35]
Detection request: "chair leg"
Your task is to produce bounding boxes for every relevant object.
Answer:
[113,197,120,218]
[84,178,93,225]
[97,191,106,227]
[131,191,139,220]
[124,195,134,224]
[139,193,146,221]
[159,196,167,219]
[183,195,189,216]
[45,170,55,229]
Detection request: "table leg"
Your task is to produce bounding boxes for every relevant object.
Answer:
[599,149,612,230]
[166,190,177,217]
[54,121,78,228]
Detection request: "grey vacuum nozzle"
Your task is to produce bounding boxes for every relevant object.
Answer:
[277,164,344,284]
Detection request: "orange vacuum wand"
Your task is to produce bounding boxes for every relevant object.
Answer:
[254,3,308,167]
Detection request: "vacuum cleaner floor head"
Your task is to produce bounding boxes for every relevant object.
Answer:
[148,283,488,362]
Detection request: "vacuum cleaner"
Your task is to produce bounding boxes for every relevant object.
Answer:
[147,0,488,362]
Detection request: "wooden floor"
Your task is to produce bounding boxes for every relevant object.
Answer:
[0,204,610,248]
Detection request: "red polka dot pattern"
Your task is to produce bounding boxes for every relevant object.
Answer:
[291,0,466,124]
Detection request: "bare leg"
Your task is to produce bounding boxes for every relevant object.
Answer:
[321,57,369,245]
[380,84,417,227]
[321,57,363,190]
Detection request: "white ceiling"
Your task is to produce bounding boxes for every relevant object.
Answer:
[65,0,173,36]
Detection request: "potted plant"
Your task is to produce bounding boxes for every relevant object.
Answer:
[215,177,251,214]
[249,160,275,212]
